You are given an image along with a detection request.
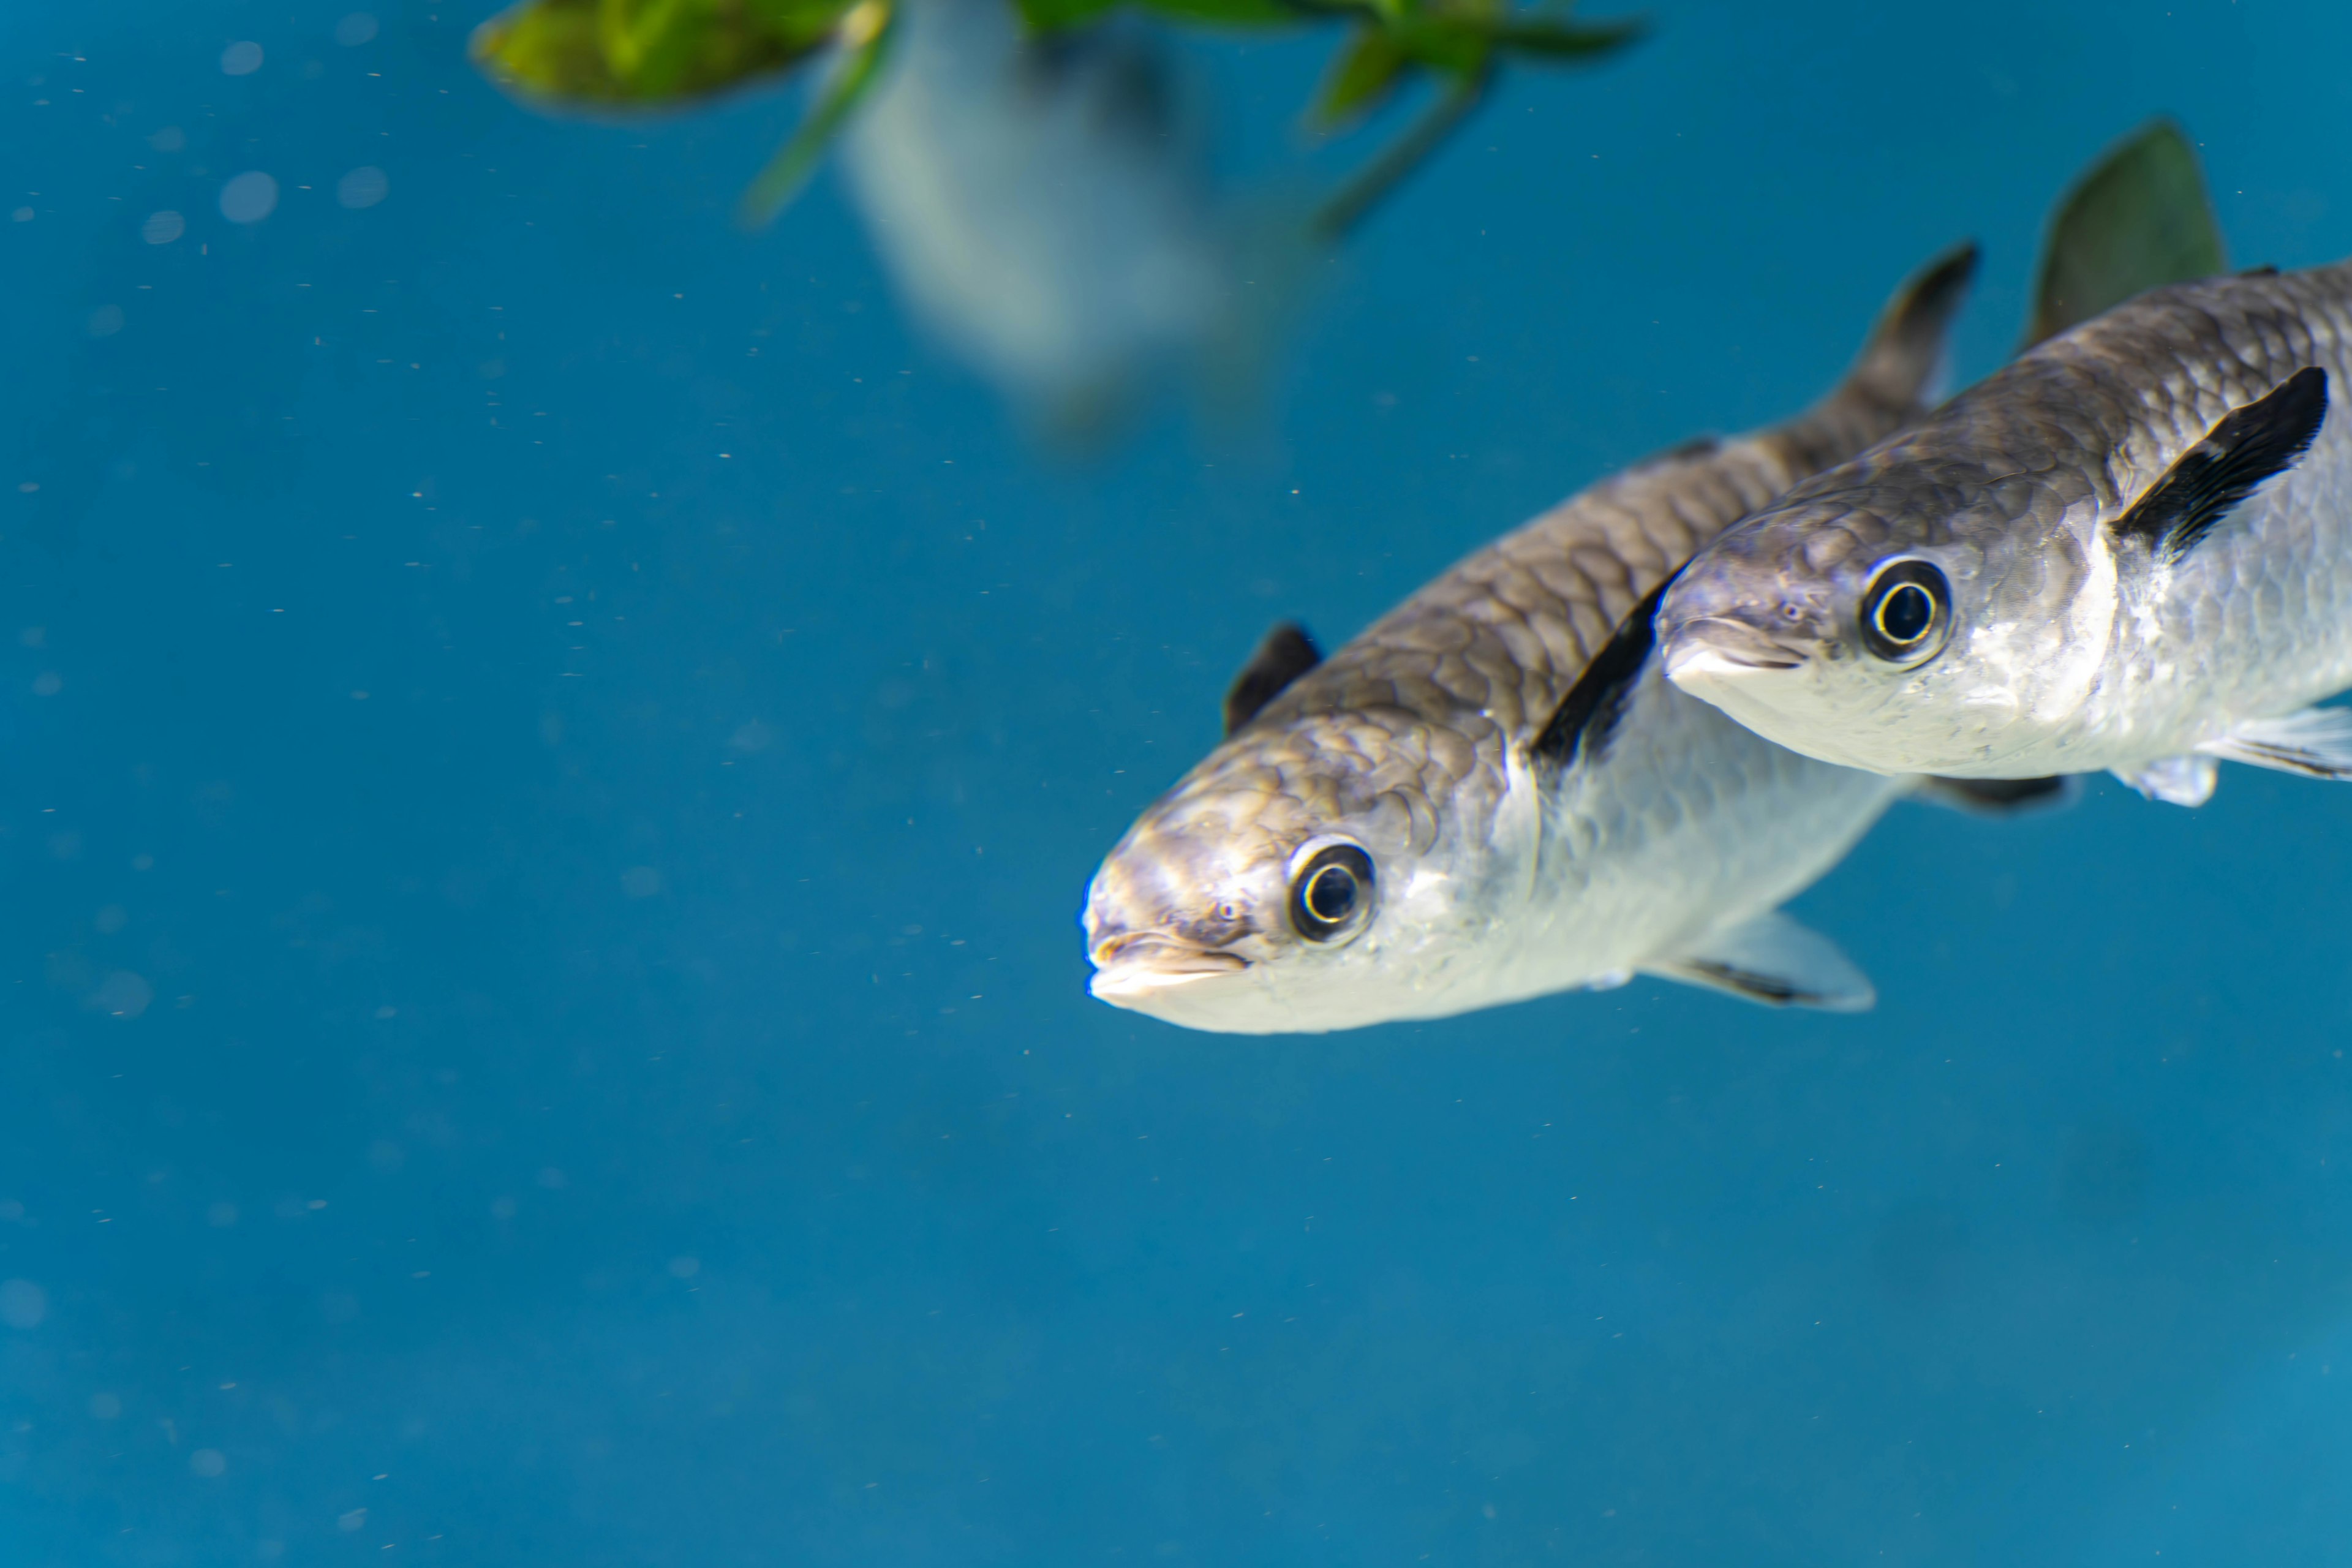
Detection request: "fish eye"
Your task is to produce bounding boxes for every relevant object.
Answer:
[1858,559,1952,665]
[1288,842,1374,943]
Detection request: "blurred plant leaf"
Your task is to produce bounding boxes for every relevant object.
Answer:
[738,1,896,227]
[471,0,854,107]
[1016,0,1124,29]
[1314,25,1412,127]
[1129,0,1303,28]
[1489,14,1642,56]
[2026,116,2226,347]
[1311,62,1487,240]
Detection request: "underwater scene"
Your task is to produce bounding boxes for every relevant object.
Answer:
[9,0,2352,1561]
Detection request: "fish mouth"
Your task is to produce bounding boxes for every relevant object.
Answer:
[1660,616,1810,680]
[1088,932,1250,999]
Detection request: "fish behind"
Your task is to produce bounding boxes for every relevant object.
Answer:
[1658,258,2352,805]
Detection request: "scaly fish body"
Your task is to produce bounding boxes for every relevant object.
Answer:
[1659,260,2352,804]
[1082,248,1981,1031]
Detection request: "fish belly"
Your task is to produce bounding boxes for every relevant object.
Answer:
[1506,668,1904,997]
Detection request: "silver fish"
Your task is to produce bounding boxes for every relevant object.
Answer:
[1658,258,2352,807]
[1080,246,1983,1032]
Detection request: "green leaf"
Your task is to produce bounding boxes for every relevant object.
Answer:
[1310,63,1488,241]
[1312,26,1412,127]
[1015,0,1123,31]
[1133,0,1306,29]
[2026,117,2228,347]
[1489,14,1643,58]
[471,0,851,108]
[737,1,895,227]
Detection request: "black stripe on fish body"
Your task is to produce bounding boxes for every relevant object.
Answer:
[2113,365,2329,564]
[1223,620,1322,736]
[1531,575,1675,771]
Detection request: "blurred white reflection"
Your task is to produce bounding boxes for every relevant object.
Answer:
[334,12,379,47]
[839,0,1268,435]
[219,40,263,77]
[141,209,185,244]
[0,1278,47,1330]
[337,165,388,209]
[88,970,152,1018]
[219,170,279,224]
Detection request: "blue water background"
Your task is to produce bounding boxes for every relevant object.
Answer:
[7,1,2352,1562]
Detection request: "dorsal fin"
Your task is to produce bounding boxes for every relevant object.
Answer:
[1223,621,1322,736]
[2112,366,2328,563]
[1842,241,1980,413]
[2024,118,2226,347]
[1532,576,1673,769]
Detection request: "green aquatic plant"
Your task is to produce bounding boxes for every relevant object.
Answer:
[469,0,1641,235]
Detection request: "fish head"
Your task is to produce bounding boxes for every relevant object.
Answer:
[1656,455,2108,775]
[1084,711,1499,1033]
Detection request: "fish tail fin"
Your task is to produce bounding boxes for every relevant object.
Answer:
[1841,239,1981,415]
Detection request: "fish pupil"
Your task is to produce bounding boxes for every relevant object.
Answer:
[1306,865,1357,922]
[1877,583,1932,643]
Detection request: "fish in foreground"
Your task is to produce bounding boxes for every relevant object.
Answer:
[1080,245,1985,1031]
[1658,257,2352,806]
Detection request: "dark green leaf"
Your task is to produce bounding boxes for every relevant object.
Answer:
[1490,15,1643,58]
[737,1,895,227]
[1016,0,1123,32]
[1133,0,1306,29]
[1313,26,1412,127]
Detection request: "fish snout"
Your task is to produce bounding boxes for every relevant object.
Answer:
[1659,614,1811,676]
[1087,928,1250,1001]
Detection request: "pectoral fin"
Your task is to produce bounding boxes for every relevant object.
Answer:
[1224,621,1322,736]
[2195,706,2352,781]
[2116,754,2218,806]
[1645,911,1874,1012]
[2111,366,2328,563]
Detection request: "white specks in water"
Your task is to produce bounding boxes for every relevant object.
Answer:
[141,209,184,244]
[218,171,277,224]
[334,13,379,47]
[337,165,387,210]
[219,41,263,77]
[337,1507,368,1532]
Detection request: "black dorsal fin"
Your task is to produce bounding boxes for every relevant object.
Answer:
[2112,366,2328,563]
[1532,576,1675,769]
[1223,621,1322,736]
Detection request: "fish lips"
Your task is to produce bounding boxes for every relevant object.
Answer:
[1087,931,1251,1003]
[1657,608,1823,695]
